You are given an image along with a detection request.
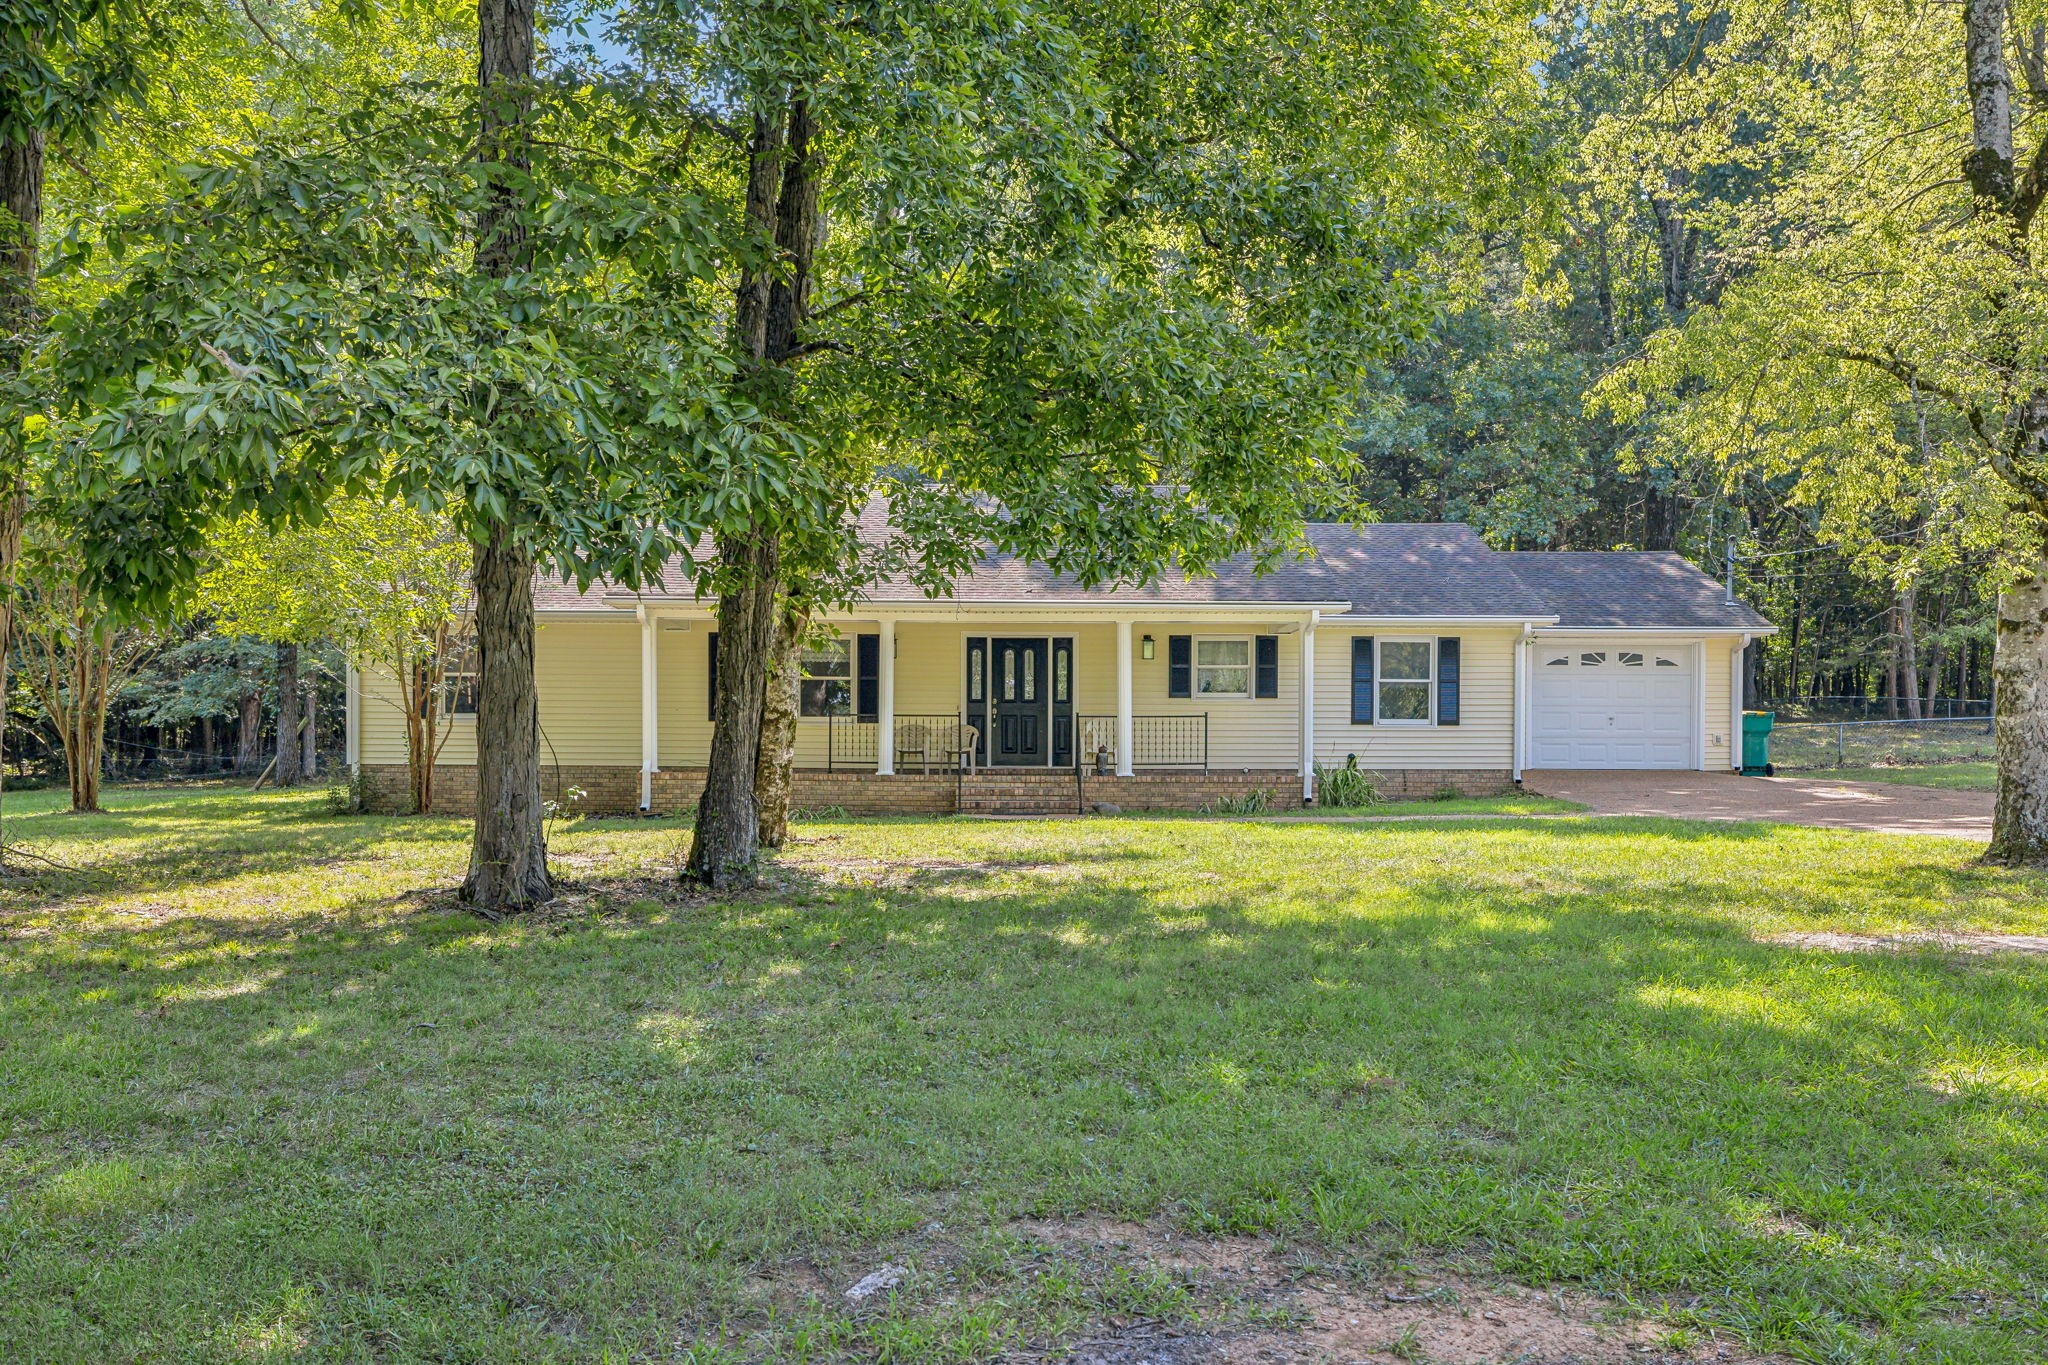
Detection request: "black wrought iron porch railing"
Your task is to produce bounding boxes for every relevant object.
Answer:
[1075,714,1208,771]
[825,714,978,773]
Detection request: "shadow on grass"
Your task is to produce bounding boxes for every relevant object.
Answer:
[3,798,2045,1361]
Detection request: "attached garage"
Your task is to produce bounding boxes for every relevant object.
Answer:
[1529,641,1697,770]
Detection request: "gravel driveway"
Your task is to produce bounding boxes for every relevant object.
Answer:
[1522,769,1993,841]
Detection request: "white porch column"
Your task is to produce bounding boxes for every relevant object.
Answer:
[1114,620,1135,777]
[1299,612,1317,801]
[876,618,897,775]
[638,606,658,810]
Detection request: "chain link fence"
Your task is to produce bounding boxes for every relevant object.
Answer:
[1770,716,1996,771]
[1765,696,1992,722]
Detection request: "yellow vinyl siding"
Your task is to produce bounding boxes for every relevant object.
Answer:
[657,625,713,769]
[359,617,643,768]
[1312,626,1518,770]
[1703,636,1735,771]
[357,613,1552,774]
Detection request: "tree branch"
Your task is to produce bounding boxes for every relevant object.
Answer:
[236,0,302,64]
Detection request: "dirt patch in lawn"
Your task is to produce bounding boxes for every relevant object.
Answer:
[1009,1216,1783,1365]
[1768,931,2048,956]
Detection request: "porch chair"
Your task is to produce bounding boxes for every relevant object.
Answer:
[948,724,980,775]
[893,721,934,775]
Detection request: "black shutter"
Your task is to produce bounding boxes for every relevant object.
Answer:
[1437,637,1461,726]
[1254,635,1279,698]
[856,633,880,721]
[1167,635,1192,698]
[707,632,718,720]
[1351,636,1374,724]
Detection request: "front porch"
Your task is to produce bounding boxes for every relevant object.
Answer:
[355,761,1308,818]
[812,712,1213,774]
[625,609,1335,811]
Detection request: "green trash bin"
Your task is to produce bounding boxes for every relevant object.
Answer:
[1741,710,1775,776]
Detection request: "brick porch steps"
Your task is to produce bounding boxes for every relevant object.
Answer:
[958,770,1085,816]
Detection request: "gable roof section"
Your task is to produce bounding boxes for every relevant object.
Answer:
[533,522,1772,631]
[1499,551,1772,632]
[1303,523,1550,618]
[854,521,1546,615]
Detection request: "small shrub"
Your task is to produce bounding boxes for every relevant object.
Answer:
[1314,758,1383,809]
[325,767,366,815]
[1203,787,1273,816]
[1430,784,1463,802]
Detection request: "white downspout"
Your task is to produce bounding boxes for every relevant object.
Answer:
[638,605,657,811]
[1299,610,1319,803]
[344,662,360,771]
[1513,624,1534,782]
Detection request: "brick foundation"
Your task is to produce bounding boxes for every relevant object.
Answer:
[356,763,1513,817]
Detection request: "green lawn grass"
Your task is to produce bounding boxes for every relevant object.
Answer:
[3,787,2045,1362]
[1303,792,1582,818]
[1815,762,2000,792]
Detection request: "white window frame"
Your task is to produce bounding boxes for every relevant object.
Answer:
[798,637,853,718]
[439,632,479,719]
[1376,636,1436,727]
[1192,634,1254,700]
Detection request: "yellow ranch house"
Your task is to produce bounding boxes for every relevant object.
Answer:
[345,522,1773,816]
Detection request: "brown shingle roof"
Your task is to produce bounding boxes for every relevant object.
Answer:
[533,524,1772,631]
[1499,551,1772,631]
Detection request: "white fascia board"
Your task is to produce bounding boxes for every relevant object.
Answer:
[1321,614,1559,628]
[845,599,1352,619]
[1531,625,1777,638]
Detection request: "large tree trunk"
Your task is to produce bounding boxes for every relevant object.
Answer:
[459,0,550,909]
[685,98,821,887]
[1899,587,1923,720]
[274,641,303,787]
[463,525,551,908]
[756,601,807,849]
[302,674,318,776]
[0,127,42,854]
[1991,558,2048,861]
[237,691,262,771]
[687,530,780,886]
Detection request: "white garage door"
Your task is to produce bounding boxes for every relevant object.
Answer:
[1531,643,1696,769]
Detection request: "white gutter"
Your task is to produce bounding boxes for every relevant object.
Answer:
[1530,625,1778,637]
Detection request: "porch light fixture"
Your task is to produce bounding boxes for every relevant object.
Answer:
[1141,634,1155,659]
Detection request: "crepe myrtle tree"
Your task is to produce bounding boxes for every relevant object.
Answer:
[596,0,1538,886]
[201,498,471,812]
[49,21,745,910]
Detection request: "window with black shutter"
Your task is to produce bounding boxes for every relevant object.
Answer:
[855,633,880,721]
[1254,635,1279,698]
[1167,635,1192,698]
[1350,636,1374,724]
[706,632,718,720]
[1436,637,1461,726]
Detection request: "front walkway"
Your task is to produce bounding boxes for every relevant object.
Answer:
[1523,769,1993,840]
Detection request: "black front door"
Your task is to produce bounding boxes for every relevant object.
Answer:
[991,636,1049,765]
